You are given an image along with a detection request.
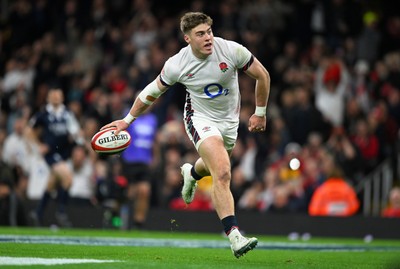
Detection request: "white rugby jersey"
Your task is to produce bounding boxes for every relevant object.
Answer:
[160,37,252,123]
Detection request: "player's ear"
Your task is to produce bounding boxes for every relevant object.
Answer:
[183,34,190,44]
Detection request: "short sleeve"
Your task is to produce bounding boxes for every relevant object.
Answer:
[227,40,252,70]
[159,58,179,87]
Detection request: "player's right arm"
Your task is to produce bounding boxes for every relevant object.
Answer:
[102,55,179,134]
[101,76,168,134]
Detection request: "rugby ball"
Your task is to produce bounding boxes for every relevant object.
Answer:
[91,127,131,155]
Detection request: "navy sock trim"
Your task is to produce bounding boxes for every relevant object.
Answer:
[191,167,202,180]
[221,215,239,235]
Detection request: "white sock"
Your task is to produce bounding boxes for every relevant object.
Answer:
[228,228,242,243]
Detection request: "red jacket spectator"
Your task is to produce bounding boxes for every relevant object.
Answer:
[308,177,360,216]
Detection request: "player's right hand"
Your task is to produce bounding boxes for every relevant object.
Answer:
[100,120,129,135]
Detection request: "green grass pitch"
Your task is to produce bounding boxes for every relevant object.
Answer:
[0,227,400,269]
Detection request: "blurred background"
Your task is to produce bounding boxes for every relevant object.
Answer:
[0,0,399,230]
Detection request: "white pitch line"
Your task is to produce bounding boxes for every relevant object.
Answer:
[0,257,120,266]
[1,235,399,252]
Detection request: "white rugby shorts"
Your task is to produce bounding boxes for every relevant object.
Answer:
[183,116,239,152]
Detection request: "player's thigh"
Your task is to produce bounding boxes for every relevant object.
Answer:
[197,136,231,181]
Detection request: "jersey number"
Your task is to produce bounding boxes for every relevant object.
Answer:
[204,83,229,98]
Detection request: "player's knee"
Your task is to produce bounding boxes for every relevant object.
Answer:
[214,166,231,185]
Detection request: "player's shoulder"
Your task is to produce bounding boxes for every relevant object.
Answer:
[213,37,250,57]
[162,45,191,81]
[167,45,190,65]
[214,36,252,66]
[213,36,242,50]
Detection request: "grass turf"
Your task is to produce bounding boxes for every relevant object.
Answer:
[0,227,399,269]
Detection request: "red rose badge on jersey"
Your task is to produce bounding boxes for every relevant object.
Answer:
[219,62,228,72]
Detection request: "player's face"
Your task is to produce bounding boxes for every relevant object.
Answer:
[185,23,213,59]
[47,89,64,107]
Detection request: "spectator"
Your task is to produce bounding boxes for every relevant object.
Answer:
[289,85,330,145]
[130,13,158,52]
[367,101,398,161]
[160,166,183,208]
[6,0,36,49]
[2,54,36,95]
[1,116,30,198]
[349,117,380,173]
[86,89,113,128]
[242,142,308,213]
[382,186,400,218]
[349,60,372,114]
[68,144,96,206]
[314,57,350,127]
[119,107,158,229]
[326,126,363,183]
[343,97,365,135]
[0,160,27,226]
[239,168,278,212]
[24,130,50,201]
[33,32,64,90]
[308,166,360,217]
[72,28,103,79]
[231,164,252,206]
[386,85,400,127]
[356,11,381,65]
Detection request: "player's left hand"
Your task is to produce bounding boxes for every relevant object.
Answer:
[248,114,266,133]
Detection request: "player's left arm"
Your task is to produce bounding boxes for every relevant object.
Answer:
[243,56,271,132]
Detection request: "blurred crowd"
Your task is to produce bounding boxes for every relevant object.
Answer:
[1,0,400,227]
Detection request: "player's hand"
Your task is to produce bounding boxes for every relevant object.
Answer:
[100,119,129,135]
[248,114,266,133]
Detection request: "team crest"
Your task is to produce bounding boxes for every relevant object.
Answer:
[219,62,228,73]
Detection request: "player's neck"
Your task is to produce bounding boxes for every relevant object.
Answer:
[190,47,210,60]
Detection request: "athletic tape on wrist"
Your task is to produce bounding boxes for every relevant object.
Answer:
[138,80,164,105]
[255,106,267,117]
[123,113,136,124]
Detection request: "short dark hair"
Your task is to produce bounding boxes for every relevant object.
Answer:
[180,12,213,34]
